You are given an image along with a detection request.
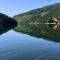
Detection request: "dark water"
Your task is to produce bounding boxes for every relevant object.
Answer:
[0,30,60,60]
[0,16,60,60]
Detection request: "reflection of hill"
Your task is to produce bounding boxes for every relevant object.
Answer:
[0,13,17,35]
[14,3,60,42]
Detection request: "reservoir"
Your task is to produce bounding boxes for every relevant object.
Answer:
[0,30,60,60]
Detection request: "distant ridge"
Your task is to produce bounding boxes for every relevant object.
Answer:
[14,3,60,17]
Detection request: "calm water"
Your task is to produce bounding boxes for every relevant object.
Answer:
[0,30,60,60]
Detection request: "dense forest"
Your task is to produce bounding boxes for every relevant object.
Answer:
[0,13,17,35]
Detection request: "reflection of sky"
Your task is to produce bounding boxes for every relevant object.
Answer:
[0,0,60,17]
[0,30,60,45]
[0,30,60,60]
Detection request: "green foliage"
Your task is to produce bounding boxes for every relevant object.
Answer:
[0,13,17,35]
[14,3,60,42]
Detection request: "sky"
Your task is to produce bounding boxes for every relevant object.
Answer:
[0,0,60,17]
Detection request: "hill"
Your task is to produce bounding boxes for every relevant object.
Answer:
[13,3,60,42]
[0,13,17,35]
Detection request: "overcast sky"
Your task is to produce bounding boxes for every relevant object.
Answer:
[0,0,60,17]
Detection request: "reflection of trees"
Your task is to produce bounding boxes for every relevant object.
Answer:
[48,17,60,30]
[0,13,17,35]
[14,14,60,42]
[14,16,60,42]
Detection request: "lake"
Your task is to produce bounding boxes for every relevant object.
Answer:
[0,30,60,60]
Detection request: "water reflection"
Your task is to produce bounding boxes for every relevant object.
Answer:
[1,30,60,60]
[14,16,60,42]
[1,14,60,60]
[0,13,17,35]
[48,17,60,30]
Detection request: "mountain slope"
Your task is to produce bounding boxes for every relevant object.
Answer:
[14,3,60,17]
[14,3,60,25]
[13,3,60,42]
